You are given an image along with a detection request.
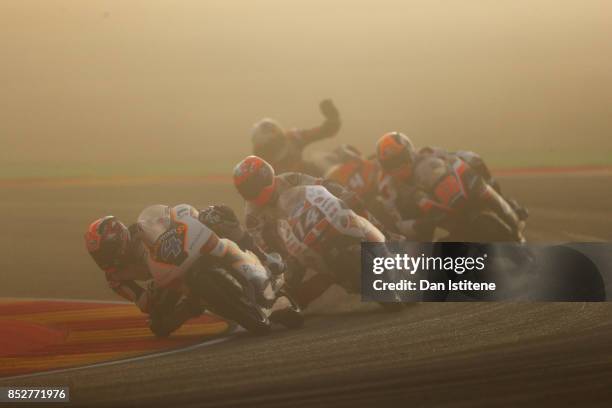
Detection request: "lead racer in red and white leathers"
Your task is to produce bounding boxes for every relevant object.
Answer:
[136,204,302,333]
[232,156,402,309]
[84,216,201,337]
[84,205,300,336]
[251,99,341,176]
[375,132,527,241]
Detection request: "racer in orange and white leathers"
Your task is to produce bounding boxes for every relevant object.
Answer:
[322,144,397,231]
[375,132,527,240]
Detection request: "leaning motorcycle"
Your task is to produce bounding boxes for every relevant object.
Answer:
[138,204,302,335]
[275,185,403,311]
[411,156,525,243]
[406,156,534,300]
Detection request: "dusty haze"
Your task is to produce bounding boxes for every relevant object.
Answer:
[1,0,611,178]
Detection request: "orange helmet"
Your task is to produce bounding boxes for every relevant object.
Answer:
[233,156,277,206]
[84,216,130,270]
[376,131,415,179]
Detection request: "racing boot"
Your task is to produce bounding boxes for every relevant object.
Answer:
[507,198,529,221]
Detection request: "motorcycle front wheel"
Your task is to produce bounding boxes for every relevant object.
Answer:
[465,211,521,242]
[187,264,271,335]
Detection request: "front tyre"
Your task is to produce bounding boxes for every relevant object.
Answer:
[187,266,271,335]
[269,290,304,329]
[468,211,522,242]
[333,244,406,312]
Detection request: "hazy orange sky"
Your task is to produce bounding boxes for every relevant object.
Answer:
[1,0,611,176]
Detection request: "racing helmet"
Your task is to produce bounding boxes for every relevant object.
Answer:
[251,118,289,164]
[376,131,415,179]
[84,216,130,270]
[233,155,277,206]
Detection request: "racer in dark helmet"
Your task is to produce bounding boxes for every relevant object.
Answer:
[85,216,131,271]
[251,99,341,176]
[84,216,201,337]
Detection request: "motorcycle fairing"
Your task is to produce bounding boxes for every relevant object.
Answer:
[143,204,215,289]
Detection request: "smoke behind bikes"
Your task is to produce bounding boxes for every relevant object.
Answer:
[2,0,612,178]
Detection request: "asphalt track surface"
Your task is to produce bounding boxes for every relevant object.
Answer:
[1,173,612,407]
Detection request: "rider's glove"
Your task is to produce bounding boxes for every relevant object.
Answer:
[319,99,339,121]
[199,205,239,228]
[264,252,286,276]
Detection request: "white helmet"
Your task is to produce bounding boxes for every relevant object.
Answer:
[251,118,289,164]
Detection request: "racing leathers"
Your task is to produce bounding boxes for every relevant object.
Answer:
[323,145,397,231]
[137,203,285,312]
[253,100,341,176]
[246,172,385,253]
[198,204,286,277]
[244,172,386,306]
[98,204,279,337]
[378,147,524,240]
[98,224,201,337]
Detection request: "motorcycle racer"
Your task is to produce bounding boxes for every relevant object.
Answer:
[84,216,201,337]
[322,144,396,230]
[137,205,273,305]
[84,205,297,336]
[374,131,526,240]
[234,155,387,252]
[232,155,390,307]
[320,145,379,201]
[251,99,341,176]
[137,204,302,330]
